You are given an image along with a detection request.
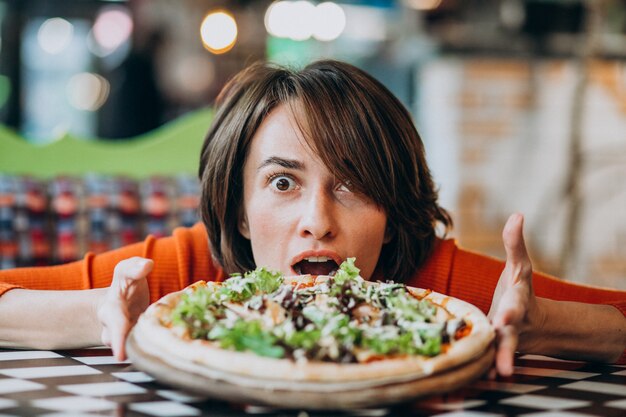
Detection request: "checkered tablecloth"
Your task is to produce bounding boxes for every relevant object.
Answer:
[0,348,624,416]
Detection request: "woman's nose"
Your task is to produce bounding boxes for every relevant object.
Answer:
[297,188,336,240]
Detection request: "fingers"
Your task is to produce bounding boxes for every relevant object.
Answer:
[100,257,153,361]
[99,298,131,360]
[495,324,518,377]
[490,286,526,377]
[109,303,130,361]
[112,257,154,294]
[488,324,518,379]
[488,213,537,377]
[502,213,530,270]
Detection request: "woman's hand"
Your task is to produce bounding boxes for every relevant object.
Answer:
[488,213,542,376]
[97,257,153,360]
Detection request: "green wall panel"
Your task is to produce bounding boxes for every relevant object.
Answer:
[0,109,213,179]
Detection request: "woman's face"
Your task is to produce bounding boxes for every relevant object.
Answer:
[240,105,388,279]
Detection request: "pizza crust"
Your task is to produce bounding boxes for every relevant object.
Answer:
[127,329,495,409]
[130,279,495,390]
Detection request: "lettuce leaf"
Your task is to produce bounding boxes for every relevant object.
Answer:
[220,267,284,302]
[332,257,360,286]
[208,320,285,358]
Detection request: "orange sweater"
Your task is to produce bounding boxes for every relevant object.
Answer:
[1,222,625,362]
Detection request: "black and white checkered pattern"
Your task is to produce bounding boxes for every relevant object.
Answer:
[0,349,624,416]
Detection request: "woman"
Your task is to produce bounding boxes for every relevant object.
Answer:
[1,60,624,376]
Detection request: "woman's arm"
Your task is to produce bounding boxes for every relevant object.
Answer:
[488,214,626,375]
[521,297,626,363]
[0,223,218,356]
[0,257,153,359]
[0,240,152,351]
[0,288,105,350]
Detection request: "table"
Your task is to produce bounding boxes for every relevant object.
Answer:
[0,348,625,417]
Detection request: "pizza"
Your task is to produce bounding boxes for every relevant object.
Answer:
[128,258,495,407]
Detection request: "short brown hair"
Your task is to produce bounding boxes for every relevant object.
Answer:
[199,60,451,282]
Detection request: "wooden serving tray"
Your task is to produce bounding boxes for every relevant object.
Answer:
[126,331,495,410]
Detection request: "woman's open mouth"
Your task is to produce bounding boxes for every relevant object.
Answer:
[292,256,339,276]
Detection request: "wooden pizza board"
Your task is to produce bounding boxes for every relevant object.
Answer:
[126,331,495,410]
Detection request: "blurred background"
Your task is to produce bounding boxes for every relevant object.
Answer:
[0,0,625,289]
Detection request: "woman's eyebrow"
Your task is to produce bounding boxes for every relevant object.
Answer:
[257,156,304,171]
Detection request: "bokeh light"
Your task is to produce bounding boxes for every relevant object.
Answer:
[66,72,110,111]
[91,6,133,56]
[265,1,291,38]
[289,1,316,41]
[200,10,238,54]
[313,2,346,41]
[266,1,345,42]
[38,18,74,55]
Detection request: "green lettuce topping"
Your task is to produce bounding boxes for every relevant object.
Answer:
[221,267,284,302]
[332,257,360,286]
[170,260,458,361]
[170,284,223,339]
[208,320,285,358]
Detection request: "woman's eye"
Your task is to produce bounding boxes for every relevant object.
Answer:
[336,180,352,192]
[270,176,296,191]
